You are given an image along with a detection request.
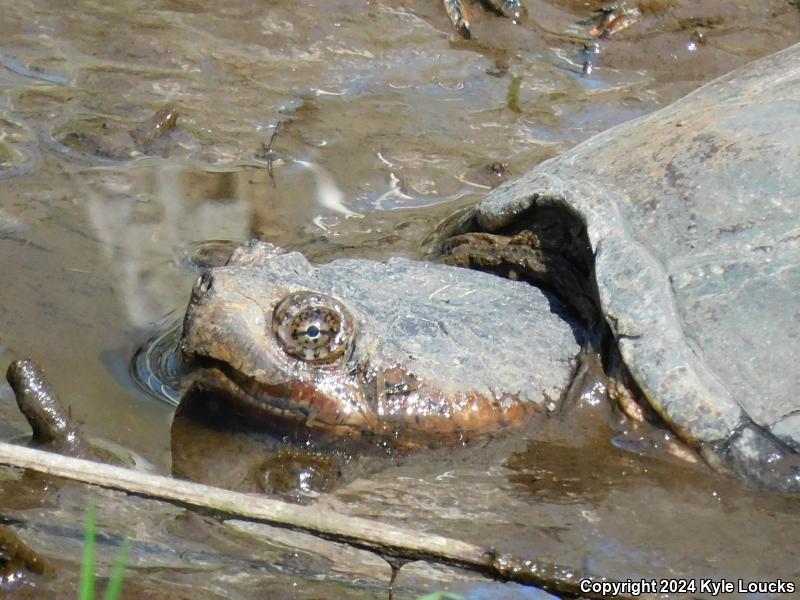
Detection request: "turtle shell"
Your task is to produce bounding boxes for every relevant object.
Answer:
[473,42,800,491]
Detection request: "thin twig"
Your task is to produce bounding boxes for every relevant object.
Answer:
[0,442,632,599]
[257,120,282,187]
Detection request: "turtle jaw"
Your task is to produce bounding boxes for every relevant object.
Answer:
[181,356,541,448]
[182,360,376,438]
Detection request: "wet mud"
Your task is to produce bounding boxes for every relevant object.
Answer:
[1,0,800,598]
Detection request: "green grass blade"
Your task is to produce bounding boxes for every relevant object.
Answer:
[79,503,96,600]
[103,537,129,600]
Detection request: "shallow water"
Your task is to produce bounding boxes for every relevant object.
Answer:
[1,0,800,597]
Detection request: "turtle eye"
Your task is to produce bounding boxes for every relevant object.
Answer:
[272,291,355,364]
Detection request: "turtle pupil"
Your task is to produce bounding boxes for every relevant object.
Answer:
[306,325,320,338]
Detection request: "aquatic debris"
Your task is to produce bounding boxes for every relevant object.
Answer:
[506,75,523,113]
[54,104,182,163]
[129,104,179,147]
[442,0,524,39]
[6,359,93,458]
[0,525,48,585]
[255,120,283,187]
[585,2,643,38]
[0,52,69,84]
[0,442,625,598]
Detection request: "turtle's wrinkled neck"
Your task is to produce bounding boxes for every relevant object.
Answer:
[439,203,602,329]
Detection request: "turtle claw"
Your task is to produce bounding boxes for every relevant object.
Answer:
[442,0,525,39]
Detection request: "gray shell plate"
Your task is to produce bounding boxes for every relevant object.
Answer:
[477,42,800,453]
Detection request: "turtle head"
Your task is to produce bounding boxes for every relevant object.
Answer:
[181,241,378,437]
[180,240,581,445]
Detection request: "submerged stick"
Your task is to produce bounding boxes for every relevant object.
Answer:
[6,360,93,457]
[0,441,628,598]
[256,120,282,187]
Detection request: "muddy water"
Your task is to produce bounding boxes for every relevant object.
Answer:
[1,0,800,598]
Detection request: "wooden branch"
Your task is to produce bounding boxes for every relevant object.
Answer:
[0,441,625,598]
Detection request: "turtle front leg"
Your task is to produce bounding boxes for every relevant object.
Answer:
[443,0,524,39]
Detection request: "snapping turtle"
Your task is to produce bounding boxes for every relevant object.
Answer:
[180,241,584,447]
[172,42,800,492]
